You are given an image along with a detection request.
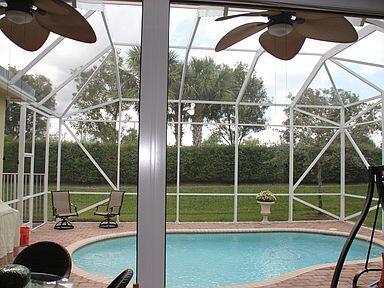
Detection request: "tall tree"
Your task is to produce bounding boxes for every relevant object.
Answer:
[184,59,268,146]
[72,52,136,142]
[282,88,378,145]
[184,57,233,146]
[5,67,55,140]
[216,63,268,145]
[126,46,186,145]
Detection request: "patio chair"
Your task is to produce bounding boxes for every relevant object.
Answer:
[107,269,134,288]
[13,241,72,282]
[51,190,78,230]
[94,190,125,229]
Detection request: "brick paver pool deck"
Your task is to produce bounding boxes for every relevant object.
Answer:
[28,221,383,288]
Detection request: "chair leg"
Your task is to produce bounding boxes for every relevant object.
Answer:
[99,215,118,229]
[54,217,74,230]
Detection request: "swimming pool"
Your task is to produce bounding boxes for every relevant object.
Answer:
[72,232,382,288]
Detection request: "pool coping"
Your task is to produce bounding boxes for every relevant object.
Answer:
[66,228,384,288]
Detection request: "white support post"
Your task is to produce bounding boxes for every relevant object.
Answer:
[44,118,50,223]
[115,51,123,192]
[288,107,294,221]
[57,119,62,190]
[340,107,345,220]
[176,101,181,223]
[325,61,346,221]
[29,112,36,227]
[233,49,264,223]
[17,104,27,225]
[234,105,239,223]
[175,15,201,223]
[114,46,123,224]
[116,90,122,191]
[137,0,169,287]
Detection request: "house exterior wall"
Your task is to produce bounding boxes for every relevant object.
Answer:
[0,96,6,199]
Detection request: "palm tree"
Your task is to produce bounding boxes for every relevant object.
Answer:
[184,57,234,146]
[127,46,186,144]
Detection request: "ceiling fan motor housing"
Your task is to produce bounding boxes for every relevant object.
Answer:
[5,0,34,24]
[267,13,295,37]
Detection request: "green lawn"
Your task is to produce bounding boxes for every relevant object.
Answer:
[43,183,380,228]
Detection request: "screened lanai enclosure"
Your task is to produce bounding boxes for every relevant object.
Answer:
[1,1,384,232]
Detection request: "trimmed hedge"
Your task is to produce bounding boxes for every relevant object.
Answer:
[3,141,381,185]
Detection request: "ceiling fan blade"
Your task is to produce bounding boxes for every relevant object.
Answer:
[295,13,357,43]
[35,3,96,43]
[0,17,49,51]
[259,30,305,60]
[215,22,267,52]
[216,10,277,21]
[34,0,70,15]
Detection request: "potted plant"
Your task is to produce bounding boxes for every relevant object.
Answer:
[256,190,276,223]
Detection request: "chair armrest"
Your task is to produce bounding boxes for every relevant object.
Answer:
[109,205,121,215]
[53,207,57,217]
[94,204,108,214]
[71,203,78,216]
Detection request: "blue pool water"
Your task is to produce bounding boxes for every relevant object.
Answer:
[73,232,382,288]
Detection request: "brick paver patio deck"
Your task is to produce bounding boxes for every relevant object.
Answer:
[27,221,384,288]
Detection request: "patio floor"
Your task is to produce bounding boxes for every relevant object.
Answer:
[29,221,383,288]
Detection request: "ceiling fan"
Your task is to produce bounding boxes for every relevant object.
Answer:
[215,10,358,60]
[0,0,96,51]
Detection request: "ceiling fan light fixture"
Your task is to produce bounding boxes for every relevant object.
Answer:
[268,23,293,37]
[6,10,33,25]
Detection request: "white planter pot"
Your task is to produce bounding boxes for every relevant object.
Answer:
[257,201,275,223]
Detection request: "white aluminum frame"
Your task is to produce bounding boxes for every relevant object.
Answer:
[1,5,384,286]
[10,102,50,229]
[3,10,382,228]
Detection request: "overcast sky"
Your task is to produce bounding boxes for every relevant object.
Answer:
[0,2,383,145]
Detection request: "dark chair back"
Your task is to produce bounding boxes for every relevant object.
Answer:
[51,191,72,216]
[14,241,72,279]
[107,269,134,288]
